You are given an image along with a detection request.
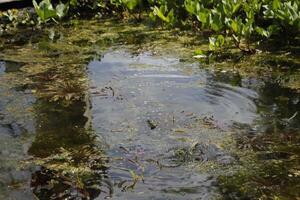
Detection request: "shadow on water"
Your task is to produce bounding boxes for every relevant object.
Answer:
[218,80,300,199]
[18,52,113,198]
[28,98,112,199]
[202,68,300,199]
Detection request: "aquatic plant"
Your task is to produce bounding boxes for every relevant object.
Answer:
[33,0,69,23]
[0,0,297,53]
[26,0,299,54]
[30,146,111,199]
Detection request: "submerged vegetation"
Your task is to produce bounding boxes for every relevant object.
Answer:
[1,0,299,54]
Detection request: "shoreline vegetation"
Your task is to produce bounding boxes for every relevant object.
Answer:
[1,0,299,91]
[1,0,299,51]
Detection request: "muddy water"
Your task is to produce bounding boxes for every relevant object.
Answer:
[0,20,299,199]
[88,50,258,199]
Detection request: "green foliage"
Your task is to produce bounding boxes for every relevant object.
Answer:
[264,0,300,31]
[24,0,300,52]
[183,0,299,52]
[123,0,141,10]
[32,0,69,23]
[209,35,225,51]
[0,9,35,35]
[109,0,142,12]
[151,5,175,26]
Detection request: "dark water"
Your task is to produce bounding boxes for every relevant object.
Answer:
[0,20,299,199]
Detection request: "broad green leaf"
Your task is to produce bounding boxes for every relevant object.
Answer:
[217,35,225,46]
[232,3,241,14]
[197,11,208,24]
[231,19,238,33]
[166,9,175,24]
[125,0,139,11]
[153,6,167,22]
[33,0,57,22]
[255,27,269,37]
[272,0,281,10]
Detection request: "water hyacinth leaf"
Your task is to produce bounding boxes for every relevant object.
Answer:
[208,34,225,51]
[231,19,238,33]
[124,0,140,11]
[194,49,205,56]
[185,1,195,14]
[217,35,225,46]
[272,0,281,10]
[166,9,175,24]
[185,0,200,15]
[33,0,57,22]
[153,6,175,25]
[232,2,241,14]
[210,13,223,32]
[255,27,270,38]
[153,6,168,22]
[197,11,208,24]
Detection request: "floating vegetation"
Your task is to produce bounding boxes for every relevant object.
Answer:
[163,142,235,167]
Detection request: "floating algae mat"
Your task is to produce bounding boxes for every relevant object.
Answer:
[0,19,299,199]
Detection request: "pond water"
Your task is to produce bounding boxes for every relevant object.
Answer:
[0,19,299,199]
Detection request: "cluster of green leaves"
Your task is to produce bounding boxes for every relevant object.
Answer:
[110,0,142,11]
[30,0,300,53]
[0,9,35,34]
[183,0,300,53]
[33,0,69,23]
[148,0,182,27]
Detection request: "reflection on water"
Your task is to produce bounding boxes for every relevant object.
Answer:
[87,50,260,199]
[257,81,300,131]
[26,66,112,199]
[28,101,93,157]
[89,50,258,129]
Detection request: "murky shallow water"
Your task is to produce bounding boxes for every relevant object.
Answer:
[88,50,258,199]
[0,20,299,199]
